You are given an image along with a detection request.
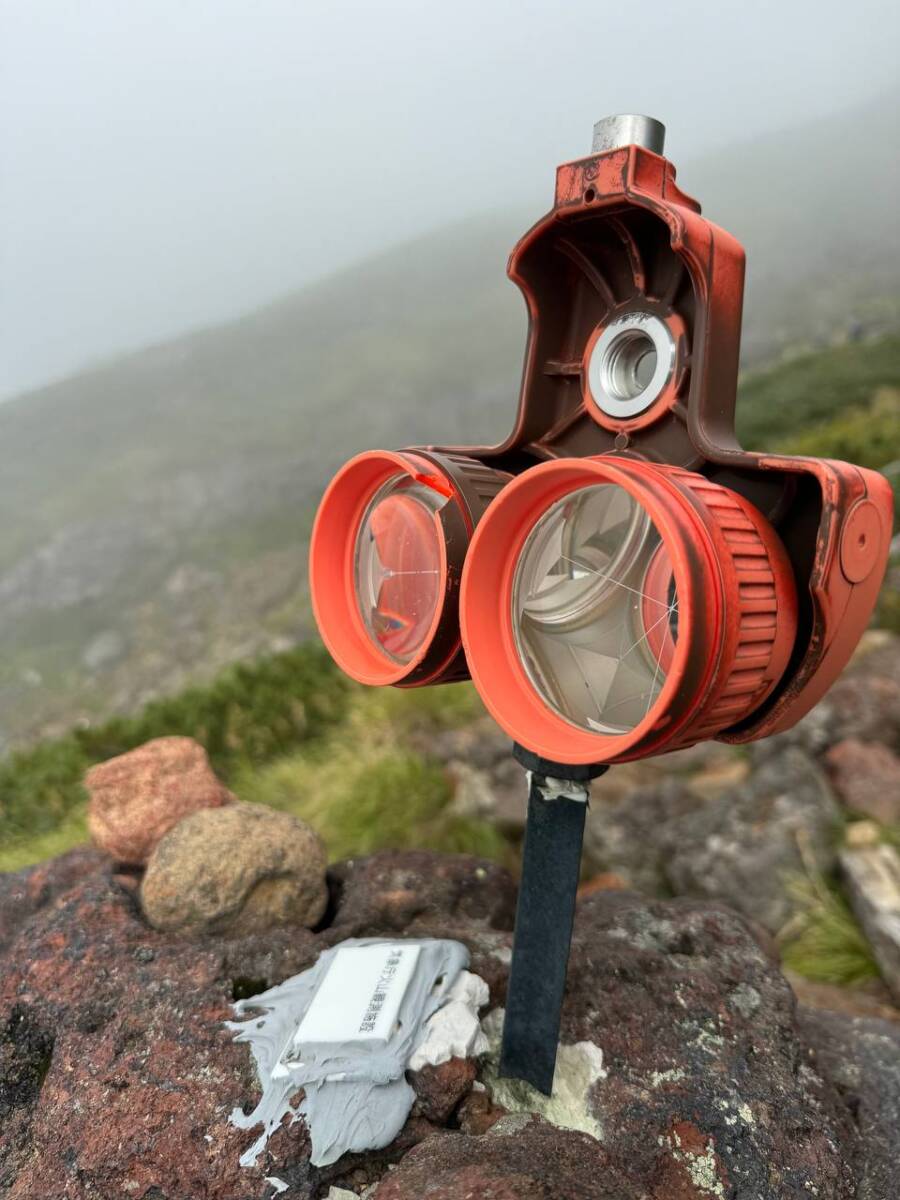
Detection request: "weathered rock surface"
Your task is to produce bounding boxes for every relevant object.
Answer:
[372,1115,637,1199]
[800,1009,900,1200]
[327,849,516,937]
[583,745,840,932]
[0,847,884,1199]
[0,844,105,952]
[757,632,900,760]
[583,775,701,897]
[140,801,329,935]
[86,735,233,863]
[825,737,900,824]
[0,850,510,1199]
[409,1057,477,1124]
[565,890,856,1197]
[840,841,900,1002]
[663,746,841,931]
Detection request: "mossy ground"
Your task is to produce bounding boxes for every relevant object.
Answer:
[233,684,510,866]
[0,670,504,872]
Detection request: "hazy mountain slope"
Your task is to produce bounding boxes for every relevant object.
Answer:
[0,95,897,747]
[692,92,900,362]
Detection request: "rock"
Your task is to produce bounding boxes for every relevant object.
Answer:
[682,751,751,799]
[799,1009,900,1200]
[576,872,628,898]
[664,746,841,931]
[827,634,900,752]
[328,850,516,935]
[456,1086,507,1135]
[840,842,900,1002]
[584,745,840,932]
[557,890,857,1197]
[0,849,874,1198]
[446,758,527,832]
[825,738,900,824]
[371,1115,637,1200]
[409,1057,477,1123]
[0,845,105,952]
[427,716,531,833]
[419,715,511,772]
[845,819,882,848]
[0,864,261,1198]
[140,802,328,935]
[85,736,233,864]
[786,971,900,1023]
[583,774,700,896]
[751,633,900,761]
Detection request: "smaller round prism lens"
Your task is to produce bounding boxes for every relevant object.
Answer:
[354,475,446,664]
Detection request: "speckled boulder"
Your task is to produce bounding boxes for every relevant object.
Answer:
[86,736,233,864]
[372,1115,638,1199]
[140,802,328,935]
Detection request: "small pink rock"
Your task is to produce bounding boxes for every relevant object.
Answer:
[86,736,233,864]
[825,738,900,826]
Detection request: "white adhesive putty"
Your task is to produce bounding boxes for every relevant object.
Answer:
[228,938,477,1168]
[479,1007,606,1140]
[408,970,489,1069]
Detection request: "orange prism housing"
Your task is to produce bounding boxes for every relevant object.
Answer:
[309,129,894,762]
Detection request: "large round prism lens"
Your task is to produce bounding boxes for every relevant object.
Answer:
[512,484,677,733]
[354,475,446,664]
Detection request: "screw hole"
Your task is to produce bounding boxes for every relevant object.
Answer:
[584,188,596,203]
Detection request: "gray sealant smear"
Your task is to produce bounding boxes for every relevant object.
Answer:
[227,937,470,1168]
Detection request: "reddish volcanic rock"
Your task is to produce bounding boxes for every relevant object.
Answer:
[0,848,876,1199]
[825,738,900,825]
[372,1115,638,1200]
[328,850,517,935]
[0,850,515,1199]
[85,736,234,864]
[0,845,106,952]
[565,891,857,1198]
[409,1056,477,1123]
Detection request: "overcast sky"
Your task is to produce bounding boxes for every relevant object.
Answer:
[2,0,899,399]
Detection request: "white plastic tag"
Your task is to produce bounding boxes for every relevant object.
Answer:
[293,942,421,1048]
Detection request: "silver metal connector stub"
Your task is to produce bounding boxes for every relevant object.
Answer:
[587,312,676,420]
[592,114,665,156]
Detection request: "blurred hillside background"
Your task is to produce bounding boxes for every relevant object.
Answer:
[2,1,900,995]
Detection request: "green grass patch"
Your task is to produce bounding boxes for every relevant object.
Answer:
[0,641,351,862]
[737,334,900,451]
[0,808,89,873]
[0,646,498,871]
[779,874,880,986]
[234,683,507,864]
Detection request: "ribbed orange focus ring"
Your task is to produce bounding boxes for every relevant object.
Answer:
[459,456,797,764]
[668,469,792,745]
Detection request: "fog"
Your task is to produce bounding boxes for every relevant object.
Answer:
[2,0,899,399]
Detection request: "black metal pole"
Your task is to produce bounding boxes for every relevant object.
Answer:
[498,745,608,1095]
